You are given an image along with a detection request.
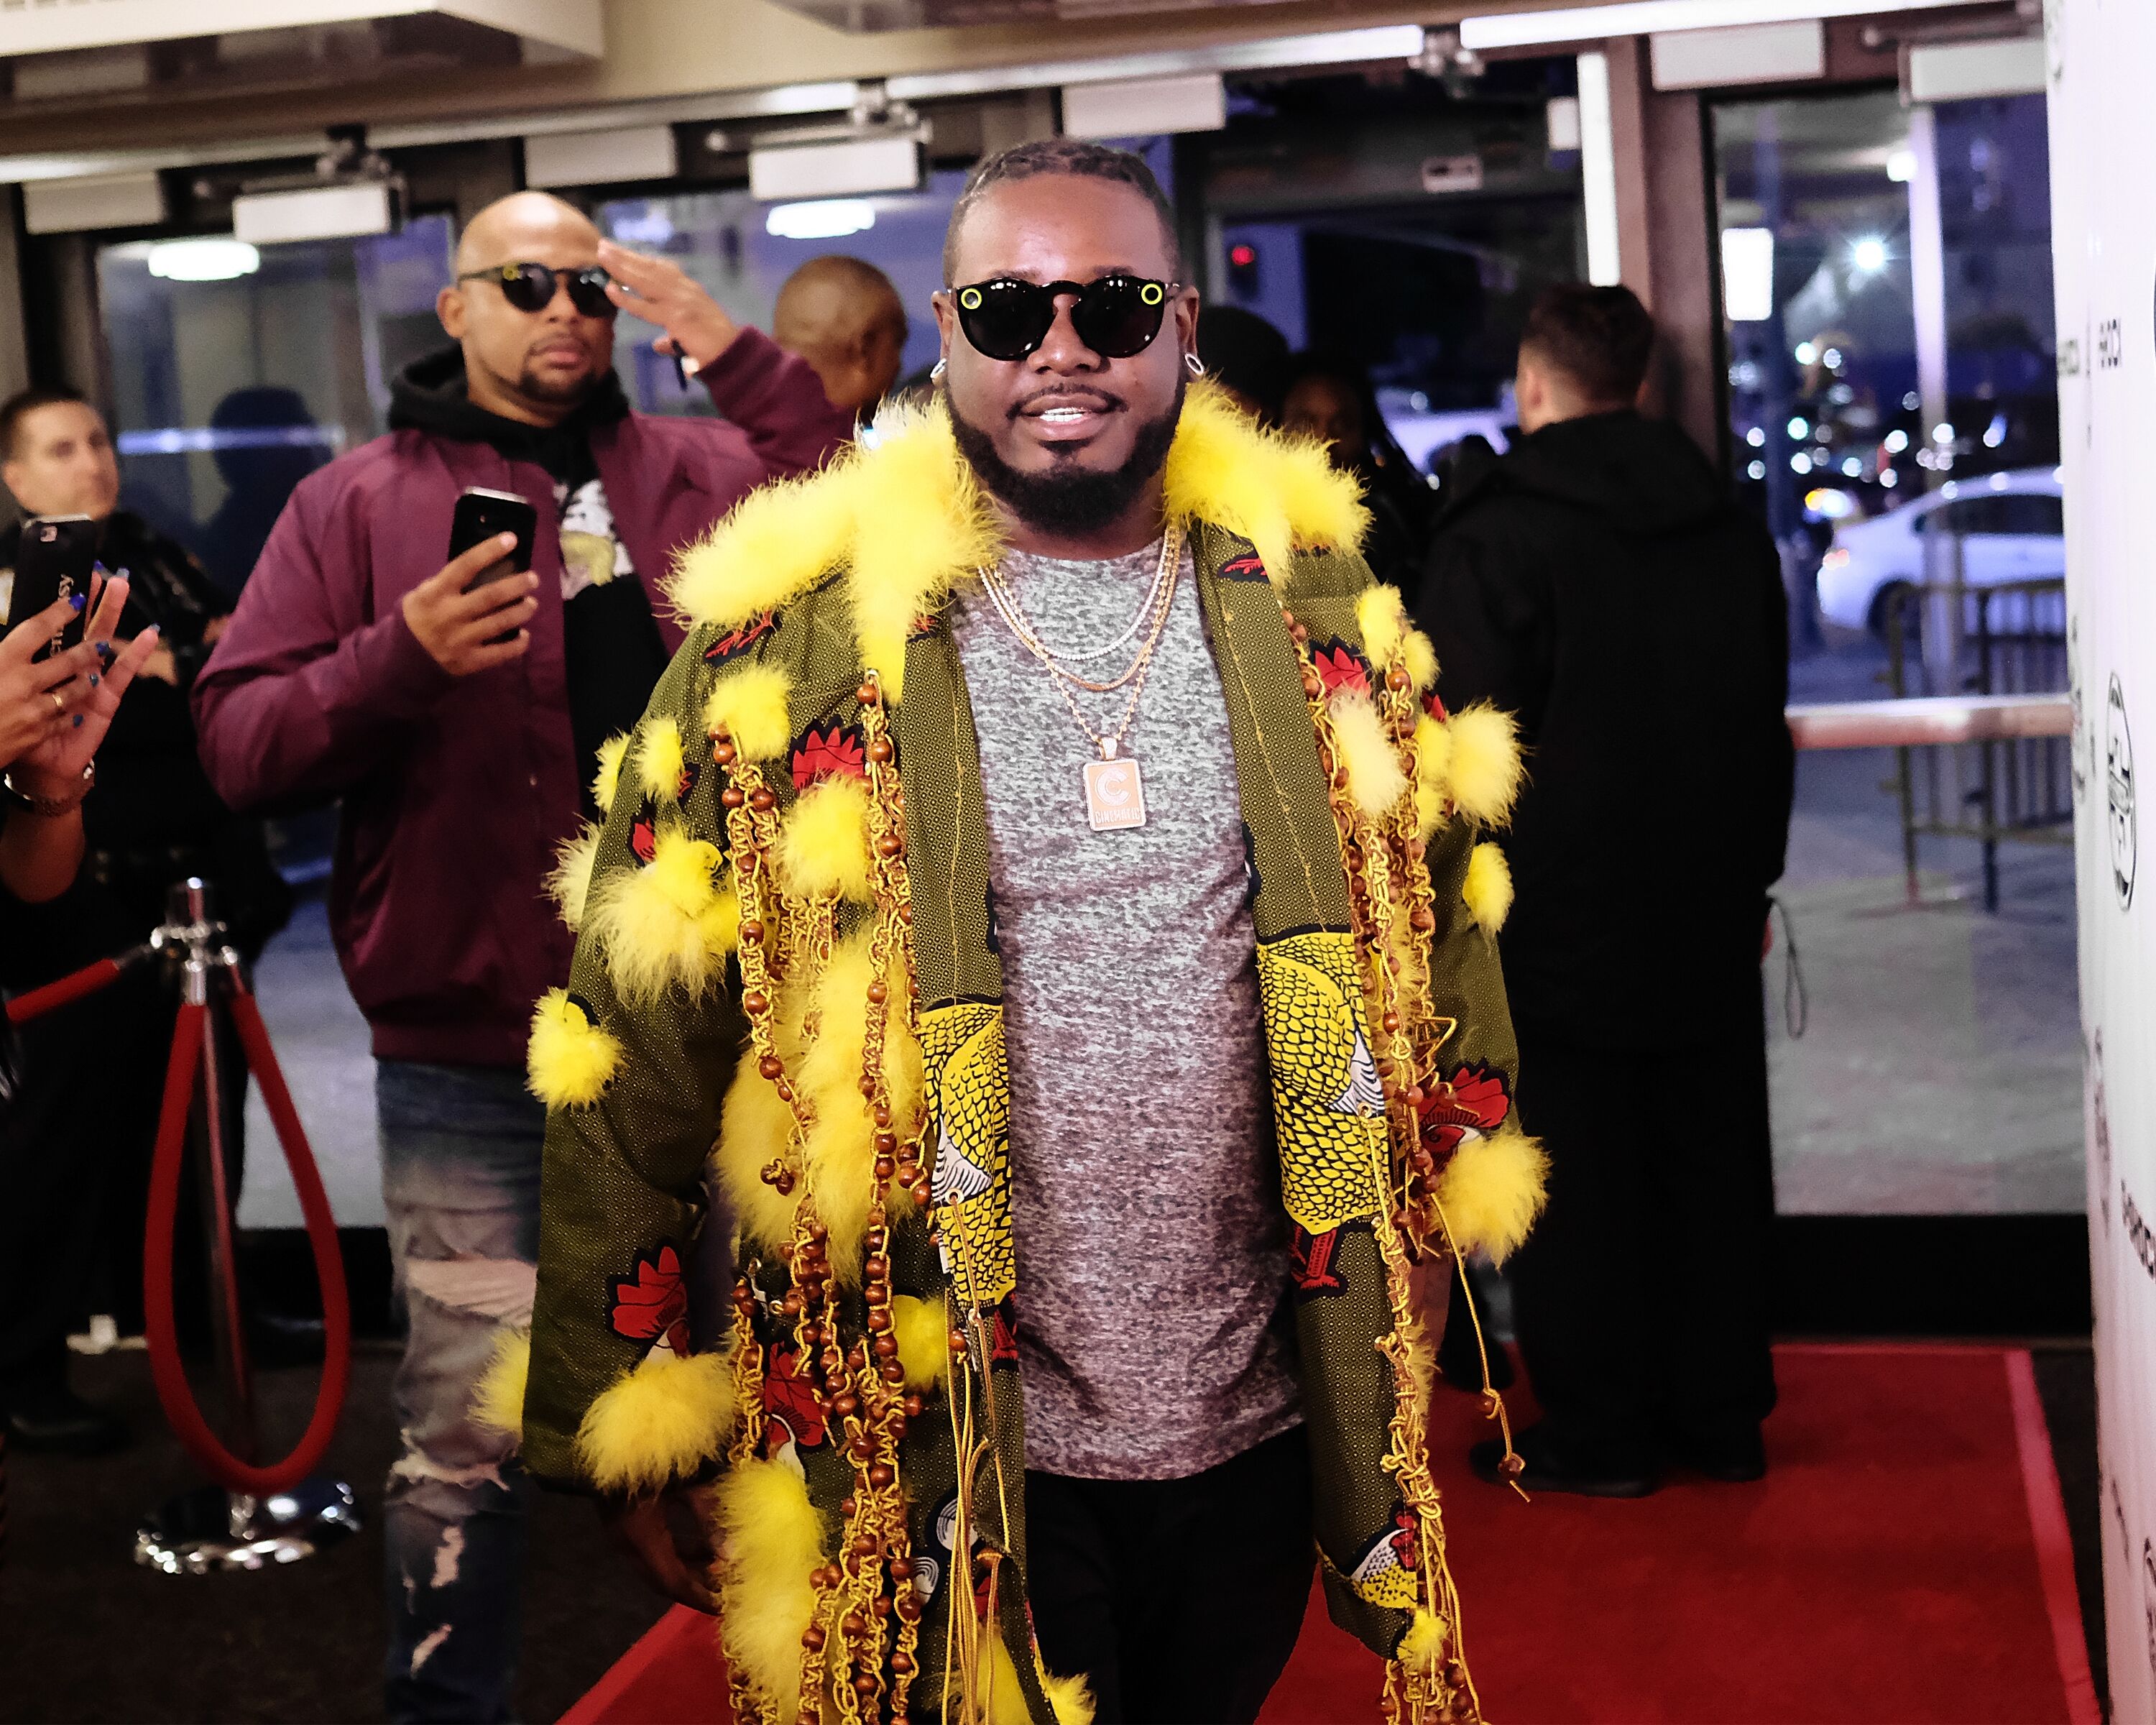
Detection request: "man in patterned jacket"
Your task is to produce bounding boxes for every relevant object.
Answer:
[515,142,1542,1725]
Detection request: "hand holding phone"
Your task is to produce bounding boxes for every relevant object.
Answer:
[3,514,99,661]
[403,533,538,678]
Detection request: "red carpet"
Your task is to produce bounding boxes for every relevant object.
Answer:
[561,1346,2097,1725]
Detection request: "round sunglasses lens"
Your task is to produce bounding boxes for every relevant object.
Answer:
[960,283,1054,360]
[499,265,555,312]
[567,270,615,317]
[1072,280,1166,359]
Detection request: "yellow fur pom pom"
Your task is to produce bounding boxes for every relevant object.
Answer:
[671,464,857,632]
[634,715,688,803]
[847,410,995,702]
[1163,383,1369,584]
[472,1328,529,1443]
[1396,1608,1450,1676]
[1445,704,1524,827]
[795,936,923,1280]
[1436,1127,1548,1264]
[1462,840,1514,937]
[702,661,793,763]
[584,828,727,1006]
[892,1294,952,1393]
[1411,712,1452,788]
[526,988,622,1108]
[714,1062,803,1253]
[573,1349,737,1497]
[1402,627,1439,693]
[545,822,602,931]
[1416,780,1445,840]
[775,777,874,902]
[1328,689,1411,818]
[1041,1668,1097,1725]
[1355,585,1409,670]
[715,1458,829,1717]
[591,732,630,816]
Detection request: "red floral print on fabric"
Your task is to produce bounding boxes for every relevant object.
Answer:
[703,611,776,666]
[1416,1062,1512,1163]
[1424,689,1450,722]
[761,1341,828,1455]
[1312,641,1372,698]
[629,808,658,865]
[1220,551,1268,581]
[609,1245,691,1356]
[989,1298,1020,1368]
[791,722,867,791]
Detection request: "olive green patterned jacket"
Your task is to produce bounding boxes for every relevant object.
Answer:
[517,385,1542,1725]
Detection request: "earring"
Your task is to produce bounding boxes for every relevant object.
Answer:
[1184,351,1206,379]
[930,357,947,381]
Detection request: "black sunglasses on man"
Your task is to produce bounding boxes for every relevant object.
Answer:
[456,261,617,320]
[946,273,1180,362]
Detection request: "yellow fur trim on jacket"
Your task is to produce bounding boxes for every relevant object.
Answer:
[526,988,622,1108]
[775,777,875,902]
[714,1458,829,1718]
[1329,688,1411,818]
[701,661,793,762]
[573,1348,737,1497]
[591,732,630,816]
[1396,1607,1450,1676]
[793,935,924,1282]
[634,714,688,803]
[545,822,602,932]
[1355,584,1409,669]
[968,1637,1095,1725]
[714,1059,803,1253]
[669,384,1365,700]
[1041,1668,1097,1725]
[473,1328,530,1443]
[1444,704,1524,827]
[1402,627,1439,694]
[891,1293,952,1392]
[585,829,735,1006]
[1462,841,1514,937]
[1436,1126,1548,1265]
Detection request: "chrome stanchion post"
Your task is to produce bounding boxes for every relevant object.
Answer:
[135,878,360,1576]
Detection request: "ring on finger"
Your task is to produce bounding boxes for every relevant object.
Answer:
[49,691,65,716]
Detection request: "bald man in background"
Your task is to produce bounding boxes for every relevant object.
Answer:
[193,191,851,1723]
[771,252,908,420]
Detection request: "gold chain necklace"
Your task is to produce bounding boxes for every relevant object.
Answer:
[975,521,1183,831]
[975,525,1179,694]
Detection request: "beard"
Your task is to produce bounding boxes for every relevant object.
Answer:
[945,374,1184,540]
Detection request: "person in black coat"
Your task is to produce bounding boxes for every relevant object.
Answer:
[0,388,291,1451]
[1415,285,1795,1496]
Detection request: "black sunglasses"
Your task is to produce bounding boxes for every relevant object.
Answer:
[456,262,616,319]
[949,274,1179,362]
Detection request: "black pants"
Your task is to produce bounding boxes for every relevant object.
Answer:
[1026,1426,1314,1725]
[1505,1020,1779,1467]
[0,914,247,1398]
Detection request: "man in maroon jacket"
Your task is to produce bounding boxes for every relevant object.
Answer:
[193,190,851,1722]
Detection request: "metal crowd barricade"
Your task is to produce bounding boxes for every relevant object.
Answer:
[1878,540,2071,909]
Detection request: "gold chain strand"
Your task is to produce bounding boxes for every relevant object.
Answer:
[974,523,1180,692]
[973,522,1183,757]
[1286,626,1485,1725]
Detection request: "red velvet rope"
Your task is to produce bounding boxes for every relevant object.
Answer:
[142,995,351,1496]
[6,957,124,1025]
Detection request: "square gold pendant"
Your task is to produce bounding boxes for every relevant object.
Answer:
[1082,755,1148,831]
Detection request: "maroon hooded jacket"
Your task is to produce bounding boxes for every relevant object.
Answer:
[193,328,851,1067]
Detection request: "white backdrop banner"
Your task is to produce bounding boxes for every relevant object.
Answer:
[2049,1,2156,1716]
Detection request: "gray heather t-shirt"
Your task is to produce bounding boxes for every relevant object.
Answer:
[947,535,1302,1481]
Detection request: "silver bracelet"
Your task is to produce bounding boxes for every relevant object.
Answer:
[3,761,93,816]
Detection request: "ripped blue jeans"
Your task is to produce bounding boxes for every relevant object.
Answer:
[377,1061,544,1725]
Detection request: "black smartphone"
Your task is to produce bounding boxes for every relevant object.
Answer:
[4,513,98,660]
[449,487,538,591]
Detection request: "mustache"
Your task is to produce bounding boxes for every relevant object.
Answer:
[1008,385,1125,420]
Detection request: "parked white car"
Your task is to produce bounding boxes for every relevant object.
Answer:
[1815,467,2065,637]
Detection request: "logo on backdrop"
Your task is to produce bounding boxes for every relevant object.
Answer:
[2069,617,2091,801]
[2108,674,2137,908]
[2124,1185,2156,1282]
